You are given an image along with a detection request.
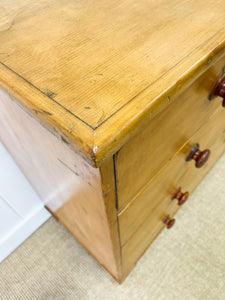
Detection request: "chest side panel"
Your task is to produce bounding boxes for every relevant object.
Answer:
[0,89,120,280]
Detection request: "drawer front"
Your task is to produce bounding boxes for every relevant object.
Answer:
[120,105,225,275]
[116,56,225,210]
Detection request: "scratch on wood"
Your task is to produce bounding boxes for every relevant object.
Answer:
[43,110,53,116]
[68,124,75,133]
[0,18,15,33]
[103,186,113,198]
[33,109,42,115]
[44,89,57,98]
[57,158,79,176]
[61,135,69,144]
[97,111,106,125]
[33,109,53,116]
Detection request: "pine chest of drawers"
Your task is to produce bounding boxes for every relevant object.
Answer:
[0,0,225,282]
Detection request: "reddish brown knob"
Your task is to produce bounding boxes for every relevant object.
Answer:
[163,215,175,229]
[186,144,210,168]
[172,187,189,205]
[209,73,225,107]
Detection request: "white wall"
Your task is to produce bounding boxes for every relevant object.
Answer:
[0,142,50,262]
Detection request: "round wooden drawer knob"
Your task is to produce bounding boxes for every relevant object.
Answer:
[172,187,189,205]
[209,73,225,107]
[186,144,210,168]
[163,215,175,229]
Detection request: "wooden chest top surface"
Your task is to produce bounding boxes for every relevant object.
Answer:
[0,0,225,165]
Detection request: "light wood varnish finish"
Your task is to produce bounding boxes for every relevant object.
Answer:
[121,107,225,276]
[0,1,225,283]
[0,90,121,281]
[119,103,225,248]
[116,56,225,210]
[0,0,225,165]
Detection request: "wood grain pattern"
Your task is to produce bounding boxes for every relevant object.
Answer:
[1,0,225,283]
[0,89,121,281]
[0,0,224,165]
[120,104,225,276]
[116,56,225,210]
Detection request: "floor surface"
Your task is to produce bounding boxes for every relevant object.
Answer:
[1,154,225,300]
